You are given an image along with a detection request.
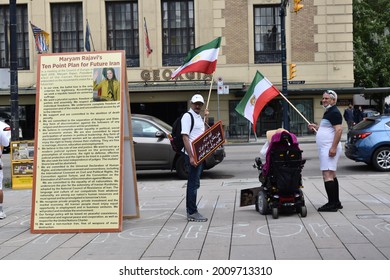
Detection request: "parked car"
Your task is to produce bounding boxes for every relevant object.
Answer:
[131,114,225,179]
[0,112,12,121]
[345,115,390,171]
[0,120,22,153]
[362,109,380,118]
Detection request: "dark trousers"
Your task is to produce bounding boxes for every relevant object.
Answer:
[185,154,203,215]
[347,120,354,130]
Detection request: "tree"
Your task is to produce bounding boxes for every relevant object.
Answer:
[354,0,390,109]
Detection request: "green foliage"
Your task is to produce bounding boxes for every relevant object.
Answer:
[354,0,390,107]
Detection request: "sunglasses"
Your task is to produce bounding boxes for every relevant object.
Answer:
[324,90,337,100]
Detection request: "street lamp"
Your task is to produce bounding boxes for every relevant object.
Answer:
[9,0,20,141]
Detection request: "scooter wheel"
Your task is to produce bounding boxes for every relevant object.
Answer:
[300,205,307,217]
[272,207,279,219]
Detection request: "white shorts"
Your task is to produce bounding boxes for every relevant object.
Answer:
[0,171,3,190]
[318,143,342,171]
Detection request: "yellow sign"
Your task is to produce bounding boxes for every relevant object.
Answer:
[11,140,34,190]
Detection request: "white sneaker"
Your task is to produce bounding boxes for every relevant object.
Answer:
[0,211,6,219]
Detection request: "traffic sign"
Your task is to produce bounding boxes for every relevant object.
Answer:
[288,80,305,84]
[217,77,224,94]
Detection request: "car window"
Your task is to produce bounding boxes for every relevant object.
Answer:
[0,112,11,119]
[132,119,159,137]
[132,120,144,137]
[151,117,172,131]
[353,119,376,130]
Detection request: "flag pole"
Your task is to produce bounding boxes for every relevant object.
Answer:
[86,19,95,51]
[276,89,317,132]
[205,74,214,110]
[277,90,310,124]
[204,74,214,124]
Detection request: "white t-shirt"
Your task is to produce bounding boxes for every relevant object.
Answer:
[181,108,204,154]
[0,130,9,157]
[0,130,9,190]
[260,140,269,161]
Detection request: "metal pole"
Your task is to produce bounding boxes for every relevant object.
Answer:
[217,90,220,120]
[86,19,96,51]
[280,1,290,131]
[9,0,19,141]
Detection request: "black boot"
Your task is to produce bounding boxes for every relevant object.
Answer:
[318,181,331,208]
[334,177,343,209]
[318,181,338,212]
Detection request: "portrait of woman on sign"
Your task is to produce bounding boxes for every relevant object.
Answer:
[93,67,120,101]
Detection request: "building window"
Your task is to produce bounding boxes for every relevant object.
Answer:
[229,98,313,138]
[162,0,194,66]
[0,4,29,70]
[51,3,83,53]
[254,5,281,64]
[106,1,139,67]
[229,99,283,138]
[290,99,313,136]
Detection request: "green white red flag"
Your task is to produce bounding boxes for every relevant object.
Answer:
[235,71,280,132]
[171,37,221,79]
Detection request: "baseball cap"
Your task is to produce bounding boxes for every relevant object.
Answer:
[191,94,204,104]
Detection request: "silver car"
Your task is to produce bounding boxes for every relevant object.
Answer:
[131,114,225,179]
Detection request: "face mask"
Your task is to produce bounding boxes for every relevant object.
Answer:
[323,104,332,110]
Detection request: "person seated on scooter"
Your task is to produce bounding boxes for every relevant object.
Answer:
[260,128,288,162]
[258,128,288,182]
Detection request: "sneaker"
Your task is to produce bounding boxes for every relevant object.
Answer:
[187,212,208,222]
[0,211,6,219]
[317,203,338,212]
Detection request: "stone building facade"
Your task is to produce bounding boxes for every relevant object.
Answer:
[0,0,354,139]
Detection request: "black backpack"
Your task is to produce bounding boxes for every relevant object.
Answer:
[170,112,194,153]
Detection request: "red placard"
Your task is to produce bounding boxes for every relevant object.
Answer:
[191,121,225,165]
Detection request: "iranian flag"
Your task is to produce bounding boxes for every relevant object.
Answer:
[235,71,280,131]
[171,37,221,79]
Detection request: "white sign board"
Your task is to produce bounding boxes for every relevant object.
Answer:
[0,69,10,89]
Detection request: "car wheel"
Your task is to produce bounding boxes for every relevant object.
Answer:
[372,146,390,171]
[175,154,189,179]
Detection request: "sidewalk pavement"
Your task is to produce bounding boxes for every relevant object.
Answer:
[1,131,390,260]
[1,167,390,260]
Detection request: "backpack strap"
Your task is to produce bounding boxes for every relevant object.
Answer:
[186,112,194,133]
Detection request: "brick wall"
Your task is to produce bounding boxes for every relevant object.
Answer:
[290,0,317,62]
[223,0,249,64]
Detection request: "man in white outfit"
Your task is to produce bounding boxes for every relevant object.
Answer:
[308,90,343,212]
[0,130,10,219]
